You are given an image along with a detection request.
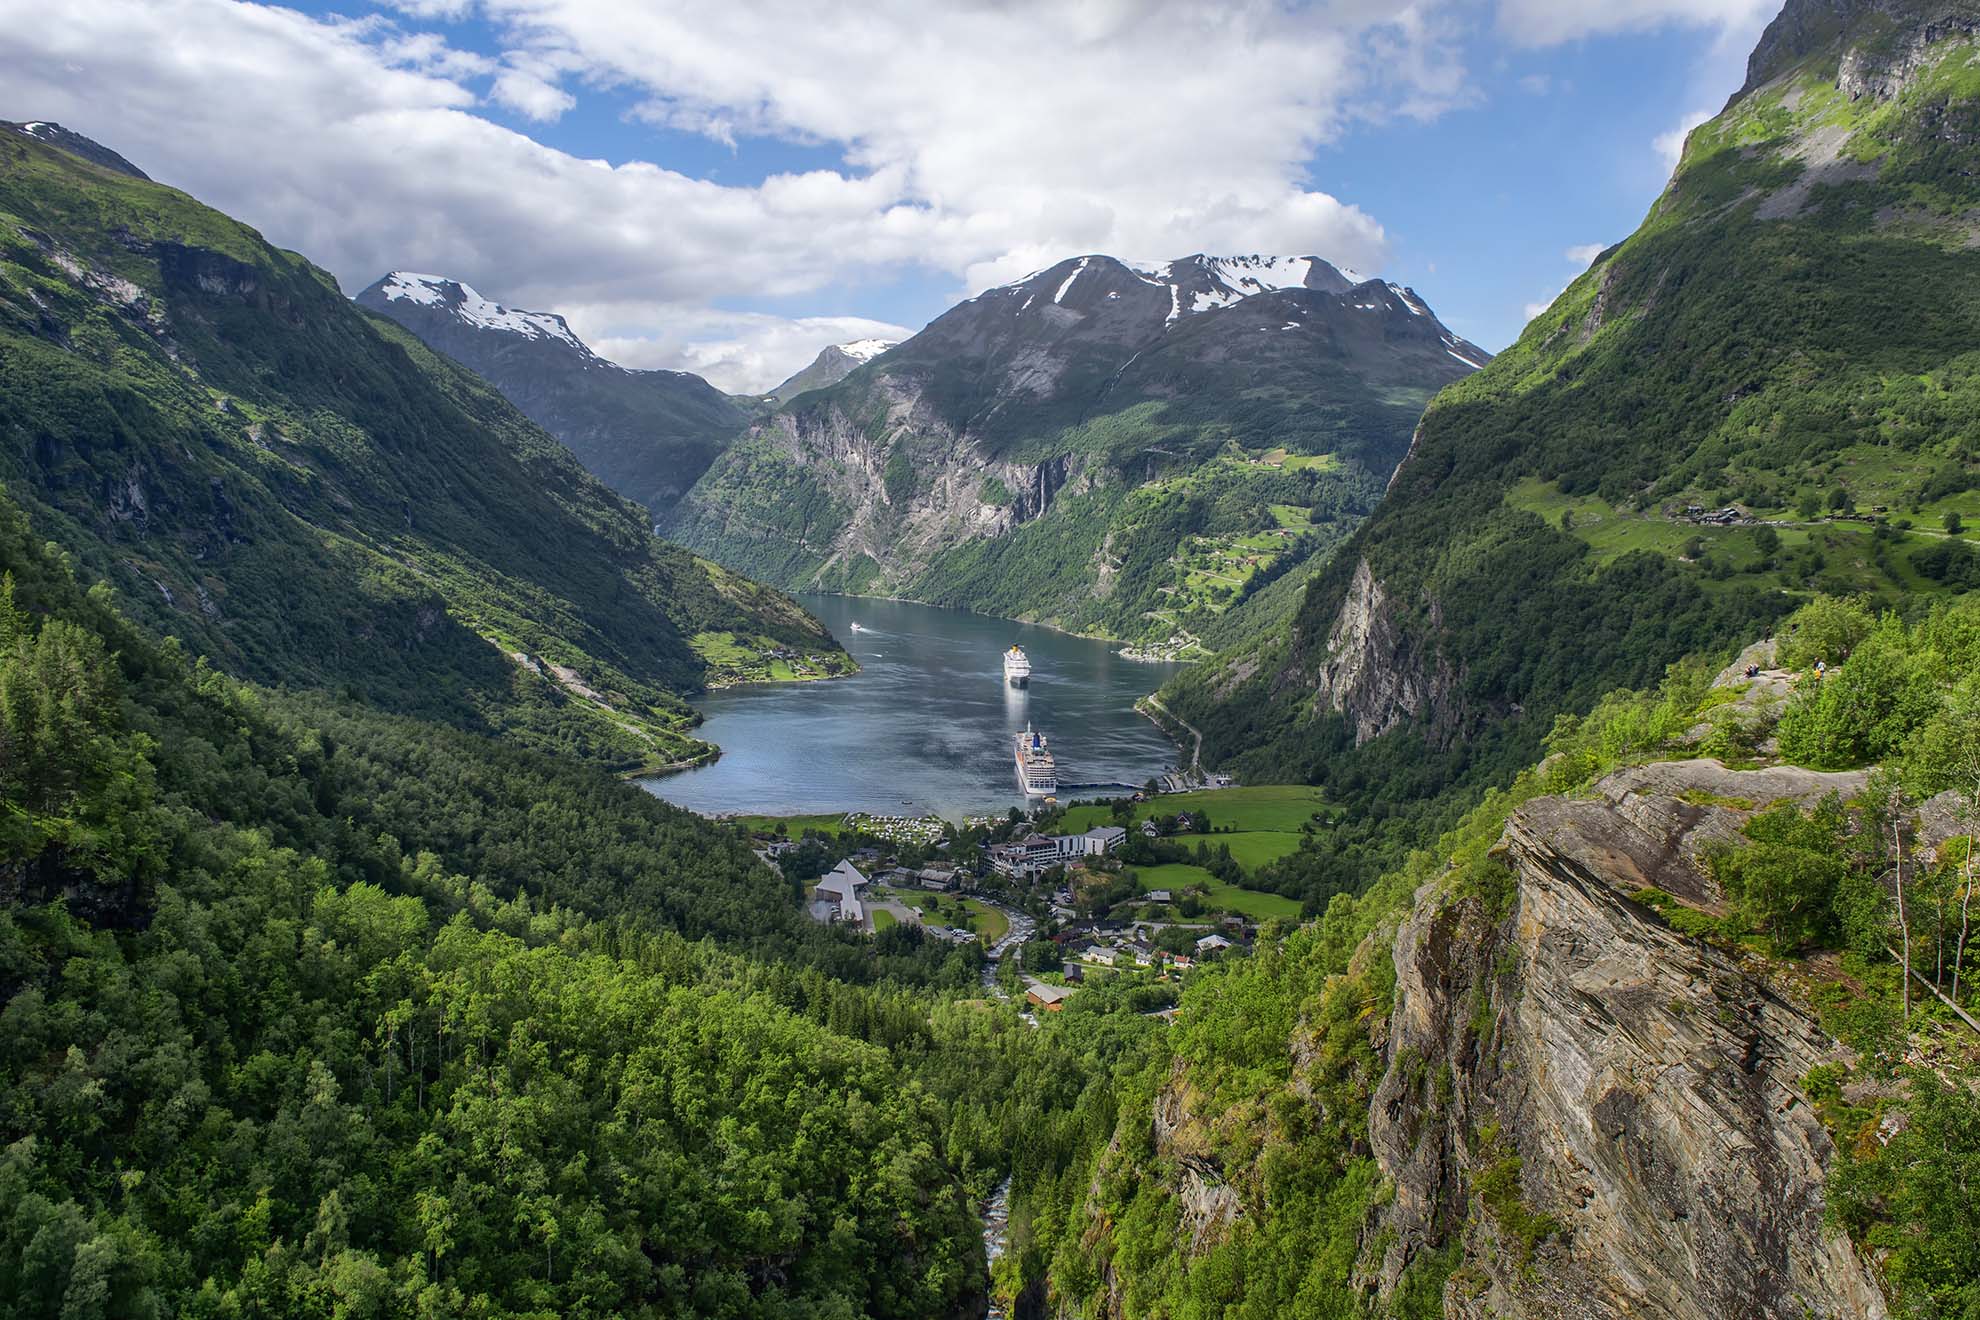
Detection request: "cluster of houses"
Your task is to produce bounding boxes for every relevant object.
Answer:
[986,824,1128,878]
[804,858,981,942]
[876,861,968,892]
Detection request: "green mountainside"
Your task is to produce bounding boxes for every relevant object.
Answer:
[0,133,848,773]
[0,488,1000,1317]
[1013,599,1980,1318]
[666,255,1485,652]
[1166,0,1980,869]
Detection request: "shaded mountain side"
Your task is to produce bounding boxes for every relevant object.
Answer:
[668,254,1486,647]
[0,130,847,771]
[356,272,751,516]
[1165,0,1980,806]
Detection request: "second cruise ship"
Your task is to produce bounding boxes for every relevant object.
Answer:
[1003,644,1032,687]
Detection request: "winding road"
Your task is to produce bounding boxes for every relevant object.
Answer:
[1141,694,1203,778]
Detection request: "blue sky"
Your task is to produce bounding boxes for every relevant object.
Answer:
[4,0,1775,388]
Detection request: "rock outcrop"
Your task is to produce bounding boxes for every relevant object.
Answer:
[1295,557,1463,746]
[1366,758,1887,1320]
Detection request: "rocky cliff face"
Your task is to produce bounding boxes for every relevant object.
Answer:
[1291,557,1464,746]
[1365,758,1887,1320]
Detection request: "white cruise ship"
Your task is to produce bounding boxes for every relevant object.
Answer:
[1003,644,1032,687]
[1014,724,1058,796]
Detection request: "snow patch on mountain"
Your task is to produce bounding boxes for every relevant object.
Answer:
[1055,257,1092,304]
[375,272,592,355]
[837,338,896,361]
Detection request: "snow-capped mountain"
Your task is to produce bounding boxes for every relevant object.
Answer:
[369,272,597,357]
[965,253,1489,367]
[769,337,901,403]
[357,272,748,515]
[668,251,1489,641]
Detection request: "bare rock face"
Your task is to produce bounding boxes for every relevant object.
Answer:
[1367,759,1887,1320]
[1294,557,1463,746]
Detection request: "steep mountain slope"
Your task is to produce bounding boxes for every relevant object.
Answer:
[667,254,1487,648]
[1168,0,1980,802]
[0,129,847,771]
[0,467,987,1319]
[1014,606,1980,1317]
[771,336,898,403]
[356,271,751,516]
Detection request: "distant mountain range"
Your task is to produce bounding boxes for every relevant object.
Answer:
[770,337,898,403]
[357,272,752,517]
[665,252,1487,648]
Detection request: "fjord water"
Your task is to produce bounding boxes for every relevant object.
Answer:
[640,595,1185,818]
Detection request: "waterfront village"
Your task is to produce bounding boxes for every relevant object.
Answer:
[739,784,1327,1015]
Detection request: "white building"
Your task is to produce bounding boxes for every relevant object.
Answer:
[811,860,869,926]
[1195,933,1232,954]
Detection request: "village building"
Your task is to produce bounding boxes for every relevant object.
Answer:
[809,860,870,926]
[1026,983,1076,1012]
[1195,933,1232,954]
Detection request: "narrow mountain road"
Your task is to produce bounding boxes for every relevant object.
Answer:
[1142,694,1203,777]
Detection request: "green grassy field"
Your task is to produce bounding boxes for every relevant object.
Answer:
[1130,863,1303,920]
[1060,784,1326,834]
[892,891,1008,942]
[731,812,849,837]
[1504,476,1974,601]
[1060,788,1326,921]
[1169,831,1305,870]
[871,909,897,932]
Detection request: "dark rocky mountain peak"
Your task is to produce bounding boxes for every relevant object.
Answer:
[359,271,600,363]
[2,119,149,179]
[356,271,750,516]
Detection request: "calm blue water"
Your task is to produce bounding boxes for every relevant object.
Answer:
[638,595,1186,818]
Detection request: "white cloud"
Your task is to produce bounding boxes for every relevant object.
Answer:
[0,0,1473,389]
[594,311,914,394]
[1565,242,1607,266]
[1654,107,1713,171]
[1496,0,1777,47]
[488,65,574,121]
[1523,294,1563,322]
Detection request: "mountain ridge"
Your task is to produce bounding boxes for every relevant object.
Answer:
[357,270,753,516]
[667,250,1488,648]
[0,131,849,771]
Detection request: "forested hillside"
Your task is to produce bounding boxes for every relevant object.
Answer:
[1165,0,1980,888]
[0,132,847,773]
[1007,597,1980,1318]
[0,479,1190,1316]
